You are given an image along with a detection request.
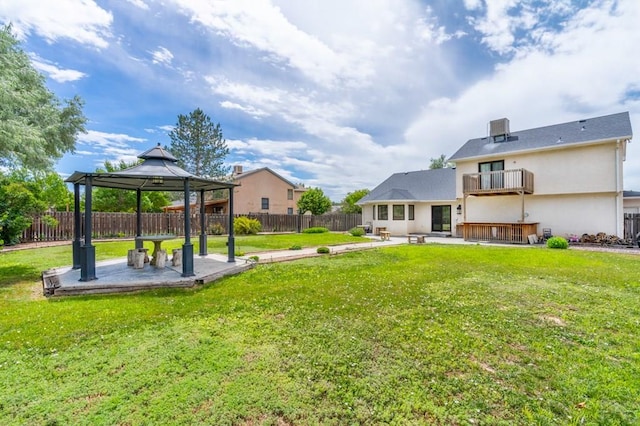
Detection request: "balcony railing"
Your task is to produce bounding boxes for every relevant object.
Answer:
[463,222,539,244]
[463,168,534,195]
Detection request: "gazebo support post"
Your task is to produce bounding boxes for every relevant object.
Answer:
[72,183,81,269]
[199,189,207,256]
[80,176,97,281]
[227,187,235,262]
[182,179,195,277]
[135,189,143,249]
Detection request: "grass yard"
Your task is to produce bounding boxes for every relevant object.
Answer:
[1,243,639,424]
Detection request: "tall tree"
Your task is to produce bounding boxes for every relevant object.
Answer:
[297,187,332,215]
[0,171,47,245]
[0,25,86,173]
[429,154,449,169]
[340,189,370,214]
[167,108,230,178]
[92,160,170,212]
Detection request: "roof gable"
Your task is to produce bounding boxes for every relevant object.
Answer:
[449,112,632,162]
[359,168,456,204]
[233,167,297,188]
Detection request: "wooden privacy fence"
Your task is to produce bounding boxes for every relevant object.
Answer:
[624,213,640,241]
[20,212,363,243]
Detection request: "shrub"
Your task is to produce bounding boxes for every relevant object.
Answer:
[235,251,245,257]
[303,227,329,234]
[248,255,259,262]
[233,216,262,235]
[547,236,569,249]
[289,244,302,250]
[349,227,365,237]
[209,222,225,235]
[317,246,330,254]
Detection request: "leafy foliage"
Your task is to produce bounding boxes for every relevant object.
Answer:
[0,174,46,245]
[297,187,332,215]
[92,160,170,212]
[0,26,86,172]
[546,236,569,249]
[316,246,330,253]
[340,189,369,213]
[233,216,262,235]
[429,154,450,169]
[289,244,302,250]
[349,227,365,237]
[302,227,329,234]
[167,108,230,178]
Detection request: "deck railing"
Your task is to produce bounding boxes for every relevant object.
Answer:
[463,169,534,195]
[463,222,539,244]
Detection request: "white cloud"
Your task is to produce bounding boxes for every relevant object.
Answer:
[0,0,113,48]
[150,46,173,66]
[404,0,640,185]
[30,55,86,83]
[125,0,149,10]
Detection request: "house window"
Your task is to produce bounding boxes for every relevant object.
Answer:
[479,160,504,189]
[373,205,376,220]
[378,205,388,220]
[287,207,293,215]
[287,189,293,200]
[261,197,269,210]
[393,205,405,220]
[408,205,415,220]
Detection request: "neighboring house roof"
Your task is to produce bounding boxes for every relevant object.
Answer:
[449,112,632,162]
[624,190,640,198]
[234,167,299,188]
[358,168,456,204]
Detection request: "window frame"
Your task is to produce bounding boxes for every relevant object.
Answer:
[393,204,405,221]
[408,204,415,221]
[377,205,388,220]
[261,197,269,210]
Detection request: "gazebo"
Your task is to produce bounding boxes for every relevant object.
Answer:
[65,144,238,281]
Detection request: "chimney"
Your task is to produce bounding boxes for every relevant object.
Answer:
[233,165,243,176]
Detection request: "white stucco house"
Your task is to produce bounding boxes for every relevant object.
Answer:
[623,191,640,214]
[357,168,456,236]
[359,112,633,243]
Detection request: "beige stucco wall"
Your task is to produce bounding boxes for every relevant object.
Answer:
[233,170,301,215]
[462,193,619,236]
[455,140,626,236]
[624,197,640,214]
[361,202,456,235]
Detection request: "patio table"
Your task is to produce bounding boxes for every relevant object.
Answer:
[135,235,176,266]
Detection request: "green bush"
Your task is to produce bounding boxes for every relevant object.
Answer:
[209,222,225,235]
[289,244,302,250]
[317,246,330,254]
[349,227,365,237]
[546,236,569,249]
[233,216,262,235]
[235,251,245,257]
[303,227,329,234]
[248,255,259,262]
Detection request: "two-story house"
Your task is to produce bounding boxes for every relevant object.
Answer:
[359,112,633,243]
[163,165,307,215]
[449,112,632,242]
[230,166,306,215]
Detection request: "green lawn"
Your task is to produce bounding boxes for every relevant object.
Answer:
[1,243,639,424]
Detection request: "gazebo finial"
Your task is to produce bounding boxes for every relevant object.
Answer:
[138,143,178,162]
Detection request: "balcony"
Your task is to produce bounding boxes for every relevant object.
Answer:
[463,168,534,196]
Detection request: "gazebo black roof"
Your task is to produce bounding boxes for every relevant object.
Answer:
[65,144,236,192]
[64,144,237,282]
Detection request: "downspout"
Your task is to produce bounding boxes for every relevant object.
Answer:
[615,140,621,236]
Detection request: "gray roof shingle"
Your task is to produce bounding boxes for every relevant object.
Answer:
[358,168,456,204]
[449,112,632,162]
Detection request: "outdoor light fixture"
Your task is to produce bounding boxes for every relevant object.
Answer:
[456,204,462,215]
[152,176,163,185]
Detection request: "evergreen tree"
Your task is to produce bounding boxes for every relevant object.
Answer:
[167,108,230,178]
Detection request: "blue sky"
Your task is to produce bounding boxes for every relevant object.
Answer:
[2,0,639,201]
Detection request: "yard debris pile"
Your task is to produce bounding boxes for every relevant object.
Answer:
[579,232,634,246]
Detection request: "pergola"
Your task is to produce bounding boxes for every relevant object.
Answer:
[65,144,238,281]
